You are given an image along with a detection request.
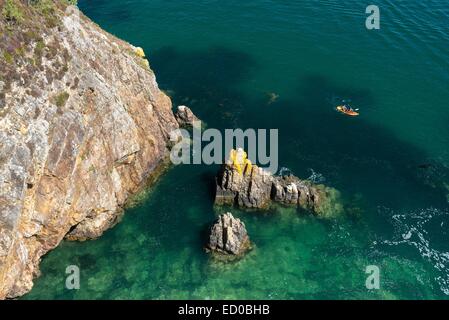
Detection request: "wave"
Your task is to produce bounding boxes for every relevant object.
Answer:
[378,207,449,295]
[306,168,326,184]
[277,167,293,177]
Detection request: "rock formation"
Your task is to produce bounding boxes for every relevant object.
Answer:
[174,105,199,127]
[215,149,343,215]
[0,1,181,298]
[206,212,251,258]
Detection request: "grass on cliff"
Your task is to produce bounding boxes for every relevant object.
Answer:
[2,0,23,24]
[52,91,70,108]
[1,0,73,28]
[0,0,76,113]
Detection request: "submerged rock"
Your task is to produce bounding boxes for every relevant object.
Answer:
[206,212,251,258]
[174,105,199,127]
[215,149,343,215]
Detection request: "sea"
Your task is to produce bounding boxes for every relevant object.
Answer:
[24,0,449,299]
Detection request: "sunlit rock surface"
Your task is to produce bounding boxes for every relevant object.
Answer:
[0,1,178,298]
[215,149,343,215]
[206,212,251,259]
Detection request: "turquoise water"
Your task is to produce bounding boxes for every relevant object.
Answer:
[24,0,449,299]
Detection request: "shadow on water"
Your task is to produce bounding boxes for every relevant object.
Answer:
[151,46,257,130]
[152,45,448,210]
[295,75,448,206]
[150,47,449,269]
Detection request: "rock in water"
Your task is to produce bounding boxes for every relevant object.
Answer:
[207,213,251,258]
[0,2,180,298]
[215,149,343,215]
[175,105,199,127]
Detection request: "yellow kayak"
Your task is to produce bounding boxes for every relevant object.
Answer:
[336,106,359,116]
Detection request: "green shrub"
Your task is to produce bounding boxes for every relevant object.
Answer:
[32,0,54,15]
[3,51,14,64]
[31,0,59,27]
[34,40,45,56]
[2,0,23,24]
[53,91,70,107]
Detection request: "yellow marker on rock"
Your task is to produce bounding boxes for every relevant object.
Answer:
[134,47,146,58]
[244,159,252,175]
[229,148,252,176]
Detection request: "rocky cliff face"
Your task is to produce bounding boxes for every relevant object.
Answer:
[0,1,179,298]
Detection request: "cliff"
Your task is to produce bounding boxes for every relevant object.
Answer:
[0,1,179,298]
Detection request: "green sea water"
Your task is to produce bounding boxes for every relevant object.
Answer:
[24,0,449,299]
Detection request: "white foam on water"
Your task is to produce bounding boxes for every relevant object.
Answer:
[277,167,293,177]
[306,168,326,184]
[379,207,449,295]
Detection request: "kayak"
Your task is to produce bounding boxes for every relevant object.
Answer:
[336,106,359,116]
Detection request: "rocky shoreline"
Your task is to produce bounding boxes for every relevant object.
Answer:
[0,1,194,299]
[206,149,343,262]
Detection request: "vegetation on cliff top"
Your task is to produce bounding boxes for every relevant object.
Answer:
[2,0,24,24]
[0,0,75,111]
